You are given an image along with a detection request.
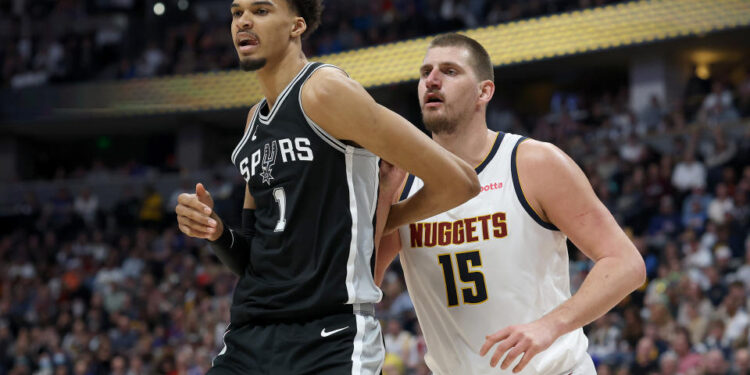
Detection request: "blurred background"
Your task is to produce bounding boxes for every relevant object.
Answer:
[1,0,750,374]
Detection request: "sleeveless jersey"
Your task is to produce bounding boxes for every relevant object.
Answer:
[398,132,588,375]
[229,62,382,325]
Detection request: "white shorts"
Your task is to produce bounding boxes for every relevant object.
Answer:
[567,354,596,375]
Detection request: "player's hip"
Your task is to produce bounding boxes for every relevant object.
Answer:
[424,328,589,375]
[210,306,384,375]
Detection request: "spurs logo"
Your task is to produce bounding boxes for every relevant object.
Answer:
[236,137,314,183]
[260,140,277,185]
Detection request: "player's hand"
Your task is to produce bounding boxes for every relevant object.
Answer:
[479,318,559,373]
[176,183,223,241]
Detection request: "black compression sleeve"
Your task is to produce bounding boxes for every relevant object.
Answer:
[208,209,254,276]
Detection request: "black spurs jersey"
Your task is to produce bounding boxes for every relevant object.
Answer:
[229,62,382,325]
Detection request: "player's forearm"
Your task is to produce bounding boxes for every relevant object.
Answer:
[385,161,479,232]
[374,232,401,286]
[542,252,645,338]
[386,183,472,233]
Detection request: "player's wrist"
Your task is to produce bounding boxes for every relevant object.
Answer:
[209,221,228,243]
[541,312,572,338]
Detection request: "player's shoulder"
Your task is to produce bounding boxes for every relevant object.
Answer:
[302,64,362,105]
[244,102,261,133]
[515,137,588,200]
[515,137,569,171]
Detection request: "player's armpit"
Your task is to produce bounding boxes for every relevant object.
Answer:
[301,68,480,231]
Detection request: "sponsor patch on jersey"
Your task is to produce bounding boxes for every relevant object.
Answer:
[480,181,503,192]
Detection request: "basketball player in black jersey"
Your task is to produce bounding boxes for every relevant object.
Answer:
[174,0,480,374]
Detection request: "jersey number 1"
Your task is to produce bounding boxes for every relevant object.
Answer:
[438,251,488,307]
[273,187,287,232]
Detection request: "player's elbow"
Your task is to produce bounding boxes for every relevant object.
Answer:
[625,251,647,291]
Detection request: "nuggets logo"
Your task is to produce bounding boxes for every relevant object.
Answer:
[409,212,508,248]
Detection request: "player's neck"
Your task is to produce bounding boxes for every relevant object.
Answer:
[432,119,495,169]
[257,50,308,108]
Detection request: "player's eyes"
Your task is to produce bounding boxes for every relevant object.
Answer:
[445,69,457,75]
[254,8,269,15]
[232,10,243,17]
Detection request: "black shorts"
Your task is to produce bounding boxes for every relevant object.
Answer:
[208,306,384,375]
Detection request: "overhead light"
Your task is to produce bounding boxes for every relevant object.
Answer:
[178,0,189,11]
[153,2,165,16]
[696,64,710,80]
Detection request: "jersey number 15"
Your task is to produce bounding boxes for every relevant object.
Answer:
[438,250,488,307]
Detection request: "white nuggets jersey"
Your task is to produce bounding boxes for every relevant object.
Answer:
[397,132,589,375]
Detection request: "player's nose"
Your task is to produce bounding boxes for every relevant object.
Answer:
[424,70,442,89]
[236,12,254,29]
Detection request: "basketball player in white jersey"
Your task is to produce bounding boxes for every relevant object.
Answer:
[375,34,646,374]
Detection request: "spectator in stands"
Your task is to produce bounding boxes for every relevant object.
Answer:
[619,133,648,164]
[138,185,163,228]
[697,319,731,357]
[731,348,750,375]
[705,349,730,375]
[73,187,99,228]
[630,336,660,374]
[670,326,703,374]
[715,282,749,346]
[673,150,707,192]
[588,313,622,365]
[701,81,740,124]
[704,129,738,186]
[708,183,735,225]
[641,95,666,132]
[383,319,417,371]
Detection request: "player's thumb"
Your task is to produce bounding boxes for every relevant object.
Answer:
[195,183,213,205]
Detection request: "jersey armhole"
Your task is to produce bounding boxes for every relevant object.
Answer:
[510,137,559,231]
[398,174,416,202]
[231,101,263,165]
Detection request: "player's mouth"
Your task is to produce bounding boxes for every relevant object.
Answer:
[424,92,444,109]
[237,32,260,54]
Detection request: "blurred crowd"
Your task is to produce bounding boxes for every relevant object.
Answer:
[2,62,749,375]
[2,0,750,371]
[0,0,623,89]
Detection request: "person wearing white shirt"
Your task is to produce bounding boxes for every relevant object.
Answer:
[672,151,707,192]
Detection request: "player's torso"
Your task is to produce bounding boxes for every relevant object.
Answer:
[230,62,381,323]
[398,132,588,375]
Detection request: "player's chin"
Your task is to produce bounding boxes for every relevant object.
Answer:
[422,111,444,124]
[239,57,267,71]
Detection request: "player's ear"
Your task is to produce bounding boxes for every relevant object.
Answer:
[291,16,306,38]
[478,80,495,105]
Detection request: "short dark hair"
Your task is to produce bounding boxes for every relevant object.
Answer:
[286,0,323,39]
[428,33,494,82]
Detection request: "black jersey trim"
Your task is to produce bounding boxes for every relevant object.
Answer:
[231,104,262,165]
[257,62,314,125]
[398,174,416,202]
[299,64,376,157]
[474,132,505,174]
[510,137,559,231]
